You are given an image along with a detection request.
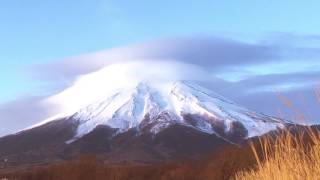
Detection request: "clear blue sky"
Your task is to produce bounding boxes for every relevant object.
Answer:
[1,0,320,102]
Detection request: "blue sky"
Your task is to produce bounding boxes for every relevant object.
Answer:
[1,0,320,102]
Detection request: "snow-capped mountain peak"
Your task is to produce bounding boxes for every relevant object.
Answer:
[62,81,285,139]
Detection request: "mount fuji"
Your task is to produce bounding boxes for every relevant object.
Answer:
[0,62,291,168]
[66,81,285,141]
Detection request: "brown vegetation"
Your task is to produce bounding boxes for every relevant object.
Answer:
[235,127,320,180]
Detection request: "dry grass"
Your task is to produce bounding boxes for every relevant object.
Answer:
[235,128,320,180]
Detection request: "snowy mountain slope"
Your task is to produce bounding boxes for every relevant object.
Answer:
[53,81,286,141]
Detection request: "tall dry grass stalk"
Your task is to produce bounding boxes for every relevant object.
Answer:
[235,128,320,180]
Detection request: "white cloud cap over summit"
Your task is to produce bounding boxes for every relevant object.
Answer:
[44,60,213,117]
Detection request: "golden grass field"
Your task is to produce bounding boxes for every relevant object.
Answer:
[235,127,320,180]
